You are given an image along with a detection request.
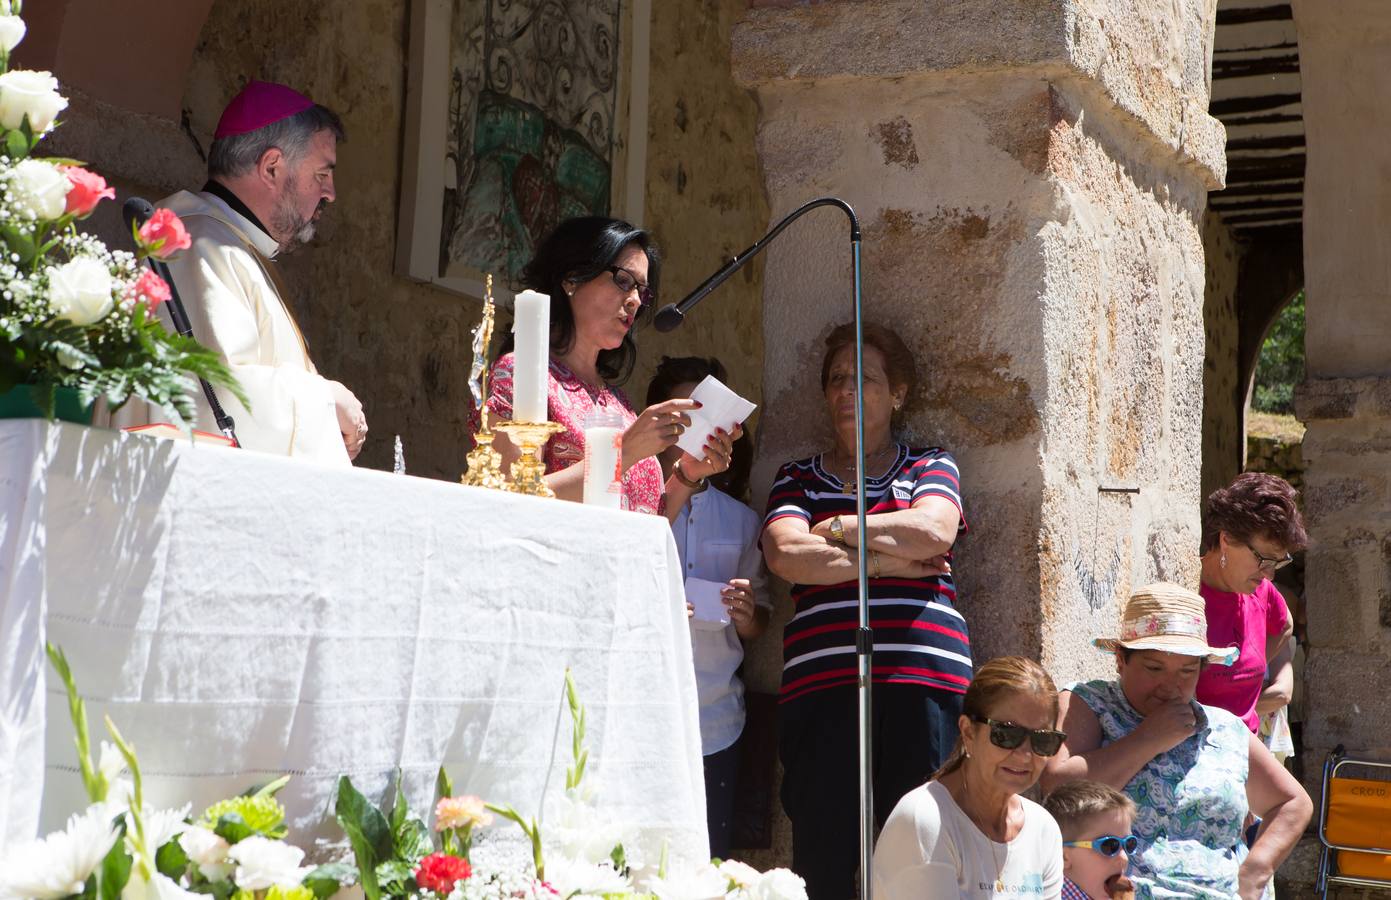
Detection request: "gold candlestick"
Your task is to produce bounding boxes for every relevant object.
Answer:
[493,420,564,497]
[462,275,508,489]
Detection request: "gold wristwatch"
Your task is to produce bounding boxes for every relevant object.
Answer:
[829,514,846,544]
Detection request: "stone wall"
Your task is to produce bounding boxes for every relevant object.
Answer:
[1285,2,1391,893]
[733,0,1222,679]
[1202,211,1242,499]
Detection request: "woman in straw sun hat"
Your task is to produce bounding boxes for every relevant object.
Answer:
[1041,582,1311,900]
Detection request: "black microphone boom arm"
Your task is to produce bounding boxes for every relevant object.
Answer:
[653,197,862,332]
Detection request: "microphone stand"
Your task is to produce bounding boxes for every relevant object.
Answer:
[654,197,873,897]
[123,197,240,447]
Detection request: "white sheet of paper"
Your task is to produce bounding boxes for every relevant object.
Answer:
[676,375,757,459]
[685,576,730,628]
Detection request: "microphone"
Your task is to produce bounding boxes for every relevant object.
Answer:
[653,197,862,332]
[123,195,240,447]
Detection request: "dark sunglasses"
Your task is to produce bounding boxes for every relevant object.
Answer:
[607,265,654,307]
[972,716,1066,756]
[1063,834,1140,857]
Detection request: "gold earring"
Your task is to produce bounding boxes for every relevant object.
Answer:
[1220,553,1227,568]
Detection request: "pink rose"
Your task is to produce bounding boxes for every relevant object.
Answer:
[61,166,115,219]
[137,208,191,260]
[125,268,171,310]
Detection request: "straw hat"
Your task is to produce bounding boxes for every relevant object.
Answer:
[1092,582,1237,666]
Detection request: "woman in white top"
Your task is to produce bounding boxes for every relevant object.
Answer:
[648,356,770,858]
[874,656,1065,899]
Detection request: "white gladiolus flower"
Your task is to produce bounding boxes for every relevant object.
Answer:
[48,256,113,325]
[748,868,808,900]
[717,859,761,888]
[543,858,632,897]
[98,740,127,786]
[178,826,232,881]
[0,15,25,52]
[226,835,312,890]
[0,806,120,899]
[0,69,67,133]
[643,860,730,900]
[139,804,191,855]
[122,872,205,900]
[11,158,70,220]
[543,789,638,865]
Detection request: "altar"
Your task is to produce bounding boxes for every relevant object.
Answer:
[0,420,707,861]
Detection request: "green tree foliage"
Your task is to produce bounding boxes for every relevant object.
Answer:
[1252,290,1305,414]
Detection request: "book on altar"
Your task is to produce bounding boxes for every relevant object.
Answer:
[123,423,236,447]
[676,375,757,459]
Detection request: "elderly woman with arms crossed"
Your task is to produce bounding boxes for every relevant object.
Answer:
[762,322,972,900]
[1041,583,1312,900]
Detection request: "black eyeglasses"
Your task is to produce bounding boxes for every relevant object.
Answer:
[607,266,654,307]
[972,716,1066,756]
[1244,542,1293,573]
[1063,834,1140,857]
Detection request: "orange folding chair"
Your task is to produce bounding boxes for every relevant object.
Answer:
[1317,745,1391,897]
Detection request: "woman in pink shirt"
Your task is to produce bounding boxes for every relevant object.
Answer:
[1195,473,1307,733]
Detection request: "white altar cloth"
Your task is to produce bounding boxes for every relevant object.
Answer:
[0,420,707,862]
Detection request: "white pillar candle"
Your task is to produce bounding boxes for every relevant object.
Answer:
[582,423,624,509]
[512,289,550,423]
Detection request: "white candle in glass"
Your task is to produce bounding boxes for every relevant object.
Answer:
[512,289,550,423]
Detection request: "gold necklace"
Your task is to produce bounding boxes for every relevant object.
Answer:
[957,768,1009,891]
[828,443,896,483]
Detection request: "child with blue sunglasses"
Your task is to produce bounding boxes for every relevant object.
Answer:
[1044,781,1139,899]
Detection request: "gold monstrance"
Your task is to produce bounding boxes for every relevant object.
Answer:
[461,275,507,489]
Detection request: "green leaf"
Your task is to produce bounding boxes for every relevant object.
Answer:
[211,811,256,845]
[435,766,453,803]
[155,838,188,880]
[5,126,27,161]
[375,859,415,895]
[389,770,408,836]
[246,774,292,800]
[1,223,37,265]
[304,863,358,899]
[393,818,433,864]
[334,776,394,900]
[97,835,133,900]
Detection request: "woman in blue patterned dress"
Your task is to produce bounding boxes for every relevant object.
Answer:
[1040,583,1311,900]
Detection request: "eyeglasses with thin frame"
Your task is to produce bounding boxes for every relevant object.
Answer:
[1244,541,1293,573]
[971,716,1067,756]
[607,265,654,307]
[1062,834,1140,857]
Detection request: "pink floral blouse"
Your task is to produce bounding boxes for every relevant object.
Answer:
[483,353,665,515]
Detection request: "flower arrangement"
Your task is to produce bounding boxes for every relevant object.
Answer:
[332,672,809,900]
[9,654,806,900]
[0,645,351,900]
[0,0,243,423]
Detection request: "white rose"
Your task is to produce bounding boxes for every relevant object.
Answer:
[226,836,312,890]
[0,69,68,133]
[48,257,113,325]
[178,826,232,882]
[11,158,71,220]
[749,869,807,900]
[717,860,761,889]
[0,15,25,52]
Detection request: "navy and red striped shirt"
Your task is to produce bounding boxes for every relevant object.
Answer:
[763,444,973,703]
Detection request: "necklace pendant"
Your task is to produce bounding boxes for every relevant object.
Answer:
[995,879,1005,892]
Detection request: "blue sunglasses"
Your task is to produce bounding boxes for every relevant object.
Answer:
[1062,834,1139,857]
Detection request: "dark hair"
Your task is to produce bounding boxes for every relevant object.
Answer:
[646,355,754,499]
[1199,472,1307,555]
[520,216,660,385]
[208,104,346,178]
[932,656,1059,780]
[1043,780,1135,839]
[820,321,919,424]
[1117,647,1208,669]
